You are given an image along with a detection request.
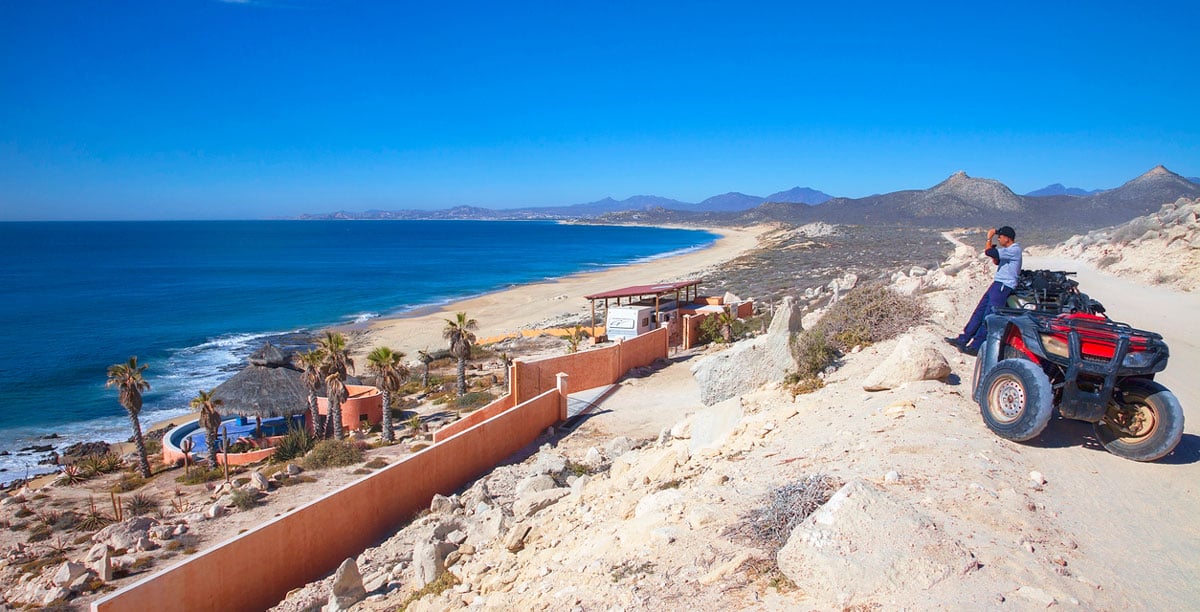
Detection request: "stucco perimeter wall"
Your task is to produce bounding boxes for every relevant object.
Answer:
[512,327,668,405]
[92,390,562,612]
[432,393,515,443]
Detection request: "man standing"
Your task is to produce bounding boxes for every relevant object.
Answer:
[946,226,1022,356]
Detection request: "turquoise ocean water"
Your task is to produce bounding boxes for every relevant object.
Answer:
[0,220,716,482]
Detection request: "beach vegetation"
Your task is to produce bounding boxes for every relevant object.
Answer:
[564,325,590,353]
[417,349,434,387]
[456,390,495,411]
[367,345,409,443]
[272,426,316,463]
[318,331,355,440]
[304,439,363,470]
[79,452,125,476]
[190,388,225,467]
[296,348,327,439]
[229,487,258,511]
[398,568,460,611]
[406,414,423,435]
[175,466,225,485]
[105,356,153,478]
[124,492,159,517]
[56,464,90,486]
[443,312,478,396]
[111,472,148,493]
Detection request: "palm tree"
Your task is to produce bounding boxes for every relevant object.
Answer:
[105,357,152,478]
[297,349,327,439]
[366,346,408,443]
[716,311,736,343]
[443,312,477,396]
[317,331,354,440]
[189,389,224,467]
[417,349,433,388]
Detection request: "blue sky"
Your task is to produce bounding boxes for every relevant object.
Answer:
[1,1,1197,220]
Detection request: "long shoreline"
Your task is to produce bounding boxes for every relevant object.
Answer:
[352,225,768,365]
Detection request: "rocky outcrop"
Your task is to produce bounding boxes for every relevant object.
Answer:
[691,296,801,405]
[777,479,977,606]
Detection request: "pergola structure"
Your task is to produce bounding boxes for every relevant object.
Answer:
[583,279,702,339]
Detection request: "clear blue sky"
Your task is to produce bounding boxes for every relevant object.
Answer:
[1,1,1197,220]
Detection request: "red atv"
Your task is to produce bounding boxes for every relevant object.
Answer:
[971,270,1184,461]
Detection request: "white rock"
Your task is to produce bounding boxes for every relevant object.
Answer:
[884,470,900,483]
[1029,471,1047,485]
[325,557,366,612]
[862,335,951,391]
[52,561,87,587]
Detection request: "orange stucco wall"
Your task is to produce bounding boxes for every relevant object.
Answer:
[92,389,562,612]
[432,393,515,443]
[509,326,668,405]
[316,384,382,431]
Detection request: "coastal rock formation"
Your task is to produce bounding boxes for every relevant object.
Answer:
[690,295,801,405]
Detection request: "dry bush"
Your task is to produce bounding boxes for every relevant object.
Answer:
[728,474,840,553]
[791,283,925,380]
[304,439,363,470]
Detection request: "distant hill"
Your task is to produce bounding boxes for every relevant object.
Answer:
[764,187,833,205]
[1189,176,1200,184]
[1026,183,1100,197]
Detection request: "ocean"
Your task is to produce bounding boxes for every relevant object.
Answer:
[0,220,717,483]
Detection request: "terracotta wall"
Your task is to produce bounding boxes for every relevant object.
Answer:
[432,393,515,443]
[683,312,710,350]
[317,384,382,431]
[92,389,562,612]
[510,327,668,405]
[619,326,669,372]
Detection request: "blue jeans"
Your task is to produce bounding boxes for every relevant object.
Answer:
[958,282,1013,349]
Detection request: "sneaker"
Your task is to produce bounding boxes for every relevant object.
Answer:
[960,344,980,357]
[944,336,964,348]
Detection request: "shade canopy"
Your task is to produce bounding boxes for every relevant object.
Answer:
[212,342,309,418]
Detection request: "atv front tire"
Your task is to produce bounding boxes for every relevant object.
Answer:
[1094,379,1184,462]
[979,358,1054,442]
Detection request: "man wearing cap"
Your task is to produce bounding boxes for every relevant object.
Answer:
[946,226,1022,356]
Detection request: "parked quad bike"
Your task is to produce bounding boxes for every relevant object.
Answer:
[970,270,1185,461]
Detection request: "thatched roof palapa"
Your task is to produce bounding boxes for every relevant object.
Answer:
[212,342,309,418]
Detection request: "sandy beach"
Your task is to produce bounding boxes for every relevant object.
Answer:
[351,225,769,364]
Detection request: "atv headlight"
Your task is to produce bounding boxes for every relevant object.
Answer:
[1122,351,1156,368]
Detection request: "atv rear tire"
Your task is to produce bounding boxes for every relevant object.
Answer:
[979,359,1054,442]
[1094,379,1184,462]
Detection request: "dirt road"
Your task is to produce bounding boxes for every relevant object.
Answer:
[1017,255,1200,606]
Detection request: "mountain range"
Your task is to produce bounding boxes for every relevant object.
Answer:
[299,167,1199,239]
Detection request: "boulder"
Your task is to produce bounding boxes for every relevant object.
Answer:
[514,474,557,499]
[412,538,458,588]
[861,335,951,391]
[203,503,225,520]
[429,494,458,514]
[504,522,533,553]
[92,516,159,551]
[529,448,567,475]
[606,437,637,457]
[691,296,801,406]
[513,487,570,518]
[85,544,113,582]
[777,479,976,606]
[52,561,87,587]
[247,471,271,492]
[324,558,366,612]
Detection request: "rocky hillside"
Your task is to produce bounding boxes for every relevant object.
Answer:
[271,240,1196,610]
[1040,197,1200,291]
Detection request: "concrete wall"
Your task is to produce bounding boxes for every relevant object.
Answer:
[511,327,668,405]
[432,393,515,443]
[93,389,562,612]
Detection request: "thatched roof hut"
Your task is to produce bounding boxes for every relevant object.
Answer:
[212,342,309,418]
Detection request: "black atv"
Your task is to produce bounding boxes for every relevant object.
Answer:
[971,270,1184,461]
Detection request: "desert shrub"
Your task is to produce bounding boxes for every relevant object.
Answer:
[1095,254,1121,269]
[398,569,460,611]
[124,493,159,517]
[304,439,363,470]
[813,284,925,352]
[56,464,90,486]
[791,329,837,379]
[78,499,114,532]
[14,505,34,519]
[272,426,316,463]
[698,314,723,344]
[229,488,258,511]
[456,391,495,411]
[729,474,840,553]
[26,524,52,543]
[111,473,148,493]
[364,457,388,469]
[225,440,256,454]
